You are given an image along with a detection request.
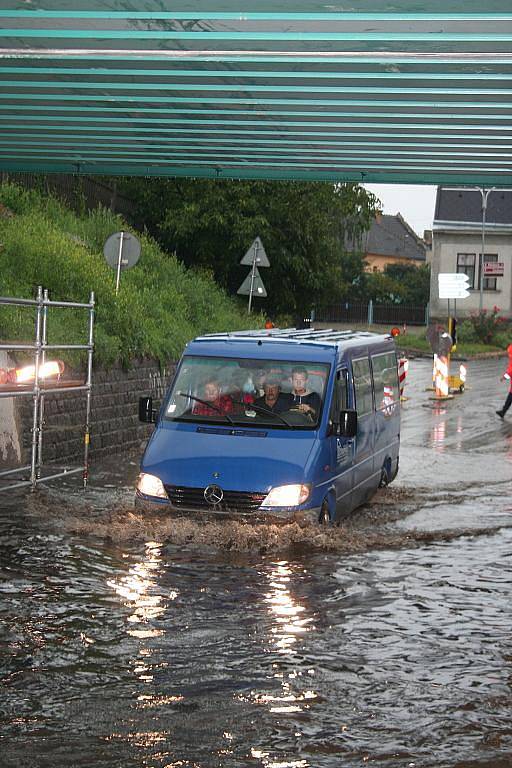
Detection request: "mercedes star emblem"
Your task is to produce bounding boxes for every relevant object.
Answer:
[204,484,224,505]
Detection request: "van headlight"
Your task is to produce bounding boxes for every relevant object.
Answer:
[262,484,311,508]
[136,472,167,499]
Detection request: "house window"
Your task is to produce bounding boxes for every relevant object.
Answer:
[457,253,476,289]
[479,253,498,291]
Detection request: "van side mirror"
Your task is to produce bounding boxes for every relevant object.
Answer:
[339,409,357,438]
[139,396,156,423]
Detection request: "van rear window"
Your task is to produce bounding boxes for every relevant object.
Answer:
[164,356,330,429]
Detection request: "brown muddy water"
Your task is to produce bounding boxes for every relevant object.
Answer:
[1,358,512,767]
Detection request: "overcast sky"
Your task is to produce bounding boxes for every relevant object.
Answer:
[364,184,437,238]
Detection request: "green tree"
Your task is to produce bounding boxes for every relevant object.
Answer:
[365,262,430,304]
[118,178,379,316]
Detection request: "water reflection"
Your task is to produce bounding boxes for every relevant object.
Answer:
[250,751,309,768]
[108,540,168,639]
[264,561,314,654]
[430,407,447,452]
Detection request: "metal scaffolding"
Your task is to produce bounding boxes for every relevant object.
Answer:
[0,285,95,492]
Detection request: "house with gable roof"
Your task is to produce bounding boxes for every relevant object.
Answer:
[430,187,512,319]
[361,213,427,273]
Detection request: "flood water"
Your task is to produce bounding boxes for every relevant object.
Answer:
[1,358,511,767]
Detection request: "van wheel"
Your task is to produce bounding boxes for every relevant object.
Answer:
[379,467,389,488]
[319,500,330,525]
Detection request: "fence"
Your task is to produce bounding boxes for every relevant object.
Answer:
[315,301,429,326]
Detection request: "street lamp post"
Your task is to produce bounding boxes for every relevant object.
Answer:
[478,186,496,313]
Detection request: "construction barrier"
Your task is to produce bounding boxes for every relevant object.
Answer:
[448,363,467,394]
[398,357,409,400]
[433,355,453,400]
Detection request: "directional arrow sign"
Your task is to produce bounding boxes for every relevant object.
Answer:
[438,273,470,299]
[439,286,470,299]
[240,237,270,267]
[438,273,470,285]
[237,267,267,298]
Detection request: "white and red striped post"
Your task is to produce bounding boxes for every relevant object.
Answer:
[398,357,409,401]
[434,355,450,399]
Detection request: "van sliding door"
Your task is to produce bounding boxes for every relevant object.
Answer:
[329,368,353,517]
[352,356,376,505]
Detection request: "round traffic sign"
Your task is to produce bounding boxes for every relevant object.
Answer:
[103,231,141,271]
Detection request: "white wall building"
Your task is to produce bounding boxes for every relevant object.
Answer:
[430,188,512,319]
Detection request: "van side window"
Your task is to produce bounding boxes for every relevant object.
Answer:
[329,369,348,425]
[352,357,373,416]
[371,352,399,411]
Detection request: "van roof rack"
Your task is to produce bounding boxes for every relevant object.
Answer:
[199,328,390,345]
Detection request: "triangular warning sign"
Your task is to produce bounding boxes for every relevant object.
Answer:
[239,237,270,267]
[237,267,267,298]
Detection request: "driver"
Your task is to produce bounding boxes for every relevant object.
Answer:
[192,377,234,416]
[289,366,321,418]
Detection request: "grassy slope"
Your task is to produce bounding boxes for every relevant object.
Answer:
[0,183,261,367]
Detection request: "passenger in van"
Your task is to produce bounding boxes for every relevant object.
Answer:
[254,377,293,414]
[192,377,234,416]
[229,371,256,413]
[289,366,321,418]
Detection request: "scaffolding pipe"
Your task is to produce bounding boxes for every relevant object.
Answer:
[0,285,96,495]
[37,288,49,479]
[83,290,95,488]
[29,286,43,491]
[0,464,31,478]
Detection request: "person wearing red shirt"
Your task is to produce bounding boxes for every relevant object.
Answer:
[192,378,233,417]
[496,344,512,418]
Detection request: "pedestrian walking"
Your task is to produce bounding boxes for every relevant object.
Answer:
[496,343,512,418]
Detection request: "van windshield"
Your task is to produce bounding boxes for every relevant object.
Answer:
[165,356,330,429]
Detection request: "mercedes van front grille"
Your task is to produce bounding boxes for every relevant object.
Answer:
[164,484,266,514]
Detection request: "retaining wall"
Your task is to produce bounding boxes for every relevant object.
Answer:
[1,359,175,470]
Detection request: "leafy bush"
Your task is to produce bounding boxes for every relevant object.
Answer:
[456,319,478,344]
[0,182,262,368]
[467,306,507,344]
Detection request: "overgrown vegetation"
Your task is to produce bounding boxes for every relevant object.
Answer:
[460,306,509,345]
[365,262,431,306]
[117,177,381,316]
[0,182,262,367]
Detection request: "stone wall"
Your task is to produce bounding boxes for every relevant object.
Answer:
[2,359,175,470]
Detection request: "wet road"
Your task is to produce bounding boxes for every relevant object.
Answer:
[1,357,511,767]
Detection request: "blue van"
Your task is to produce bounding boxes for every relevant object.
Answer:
[137,329,400,524]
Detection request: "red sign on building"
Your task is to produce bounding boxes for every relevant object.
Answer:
[483,261,504,276]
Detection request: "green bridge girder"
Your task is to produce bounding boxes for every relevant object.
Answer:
[0,1,511,185]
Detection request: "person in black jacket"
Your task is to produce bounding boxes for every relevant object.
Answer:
[254,378,293,414]
[290,366,321,419]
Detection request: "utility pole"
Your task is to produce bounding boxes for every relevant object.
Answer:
[478,186,496,312]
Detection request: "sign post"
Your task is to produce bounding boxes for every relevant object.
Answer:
[238,237,270,313]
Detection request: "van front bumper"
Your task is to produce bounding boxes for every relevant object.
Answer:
[135,492,320,524]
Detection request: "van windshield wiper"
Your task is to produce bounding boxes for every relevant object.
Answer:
[176,392,235,426]
[237,401,292,428]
